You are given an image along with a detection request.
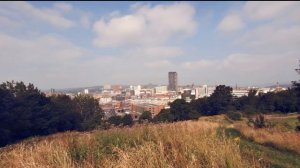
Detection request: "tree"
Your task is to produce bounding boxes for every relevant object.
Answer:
[73,95,104,130]
[188,109,201,120]
[296,116,300,132]
[235,89,258,110]
[209,85,233,115]
[190,97,211,116]
[0,83,15,146]
[108,115,123,126]
[49,95,82,132]
[0,81,54,146]
[153,109,174,122]
[0,81,105,147]
[170,99,192,121]
[122,114,133,126]
[257,92,277,112]
[139,111,152,123]
[274,89,298,113]
[292,60,300,111]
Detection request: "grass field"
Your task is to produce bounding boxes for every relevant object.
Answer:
[0,114,299,168]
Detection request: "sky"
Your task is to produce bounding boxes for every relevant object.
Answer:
[0,1,299,89]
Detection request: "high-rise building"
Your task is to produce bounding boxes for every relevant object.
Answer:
[50,88,55,94]
[168,72,178,91]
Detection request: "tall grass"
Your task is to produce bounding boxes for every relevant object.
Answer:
[235,123,300,154]
[0,120,260,168]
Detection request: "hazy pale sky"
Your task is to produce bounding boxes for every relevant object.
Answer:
[0,1,299,89]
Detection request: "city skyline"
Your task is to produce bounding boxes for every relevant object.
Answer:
[0,2,299,90]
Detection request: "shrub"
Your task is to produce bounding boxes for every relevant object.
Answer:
[153,109,174,123]
[254,114,266,128]
[226,111,242,121]
[122,114,134,126]
[188,110,201,120]
[108,116,123,126]
[296,115,300,132]
[139,111,152,123]
[295,125,300,132]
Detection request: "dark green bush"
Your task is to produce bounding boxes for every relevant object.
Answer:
[226,111,242,121]
[254,114,266,128]
[295,125,300,132]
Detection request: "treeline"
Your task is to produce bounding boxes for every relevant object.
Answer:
[0,81,103,147]
[153,85,300,122]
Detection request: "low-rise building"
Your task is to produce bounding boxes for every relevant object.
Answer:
[131,103,165,116]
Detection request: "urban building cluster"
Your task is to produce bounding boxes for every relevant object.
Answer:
[45,72,288,120]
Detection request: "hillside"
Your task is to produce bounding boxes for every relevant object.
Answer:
[0,114,299,168]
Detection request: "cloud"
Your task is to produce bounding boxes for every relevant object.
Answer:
[217,2,300,33]
[1,2,299,88]
[0,32,181,88]
[236,25,300,53]
[0,33,85,61]
[80,14,91,28]
[0,1,74,29]
[93,2,197,47]
[144,60,172,68]
[180,53,298,86]
[0,15,22,30]
[244,1,298,20]
[0,33,89,88]
[221,2,300,54]
[217,13,244,32]
[125,46,184,60]
[212,1,300,86]
[54,2,73,13]
[182,59,219,70]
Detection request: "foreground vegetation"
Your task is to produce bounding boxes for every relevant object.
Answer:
[235,119,300,154]
[228,113,300,168]
[1,119,266,168]
[1,114,299,168]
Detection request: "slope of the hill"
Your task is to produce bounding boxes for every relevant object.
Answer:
[0,114,299,168]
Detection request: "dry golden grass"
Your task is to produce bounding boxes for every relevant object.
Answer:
[234,123,300,154]
[0,120,260,168]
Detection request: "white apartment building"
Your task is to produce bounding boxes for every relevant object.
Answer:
[191,85,211,99]
[232,89,249,98]
[103,84,111,90]
[99,97,112,104]
[155,86,168,94]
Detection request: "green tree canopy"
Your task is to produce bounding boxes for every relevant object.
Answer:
[108,115,123,126]
[0,81,105,147]
[139,111,152,122]
[73,95,104,130]
[170,99,191,121]
[153,109,174,123]
[122,114,134,126]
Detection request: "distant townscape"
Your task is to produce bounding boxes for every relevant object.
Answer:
[44,71,289,121]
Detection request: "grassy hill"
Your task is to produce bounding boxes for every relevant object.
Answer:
[0,114,299,168]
